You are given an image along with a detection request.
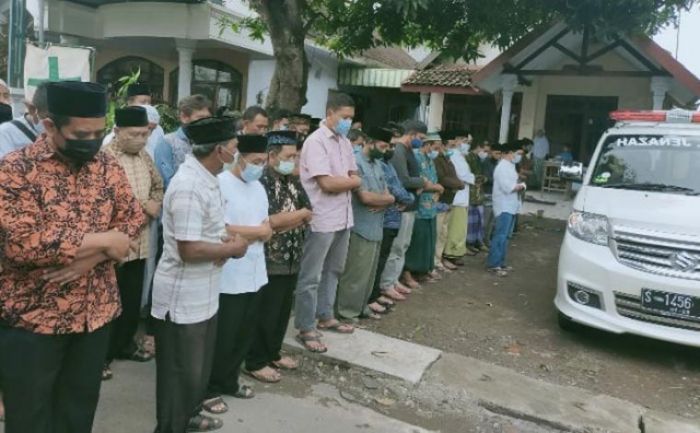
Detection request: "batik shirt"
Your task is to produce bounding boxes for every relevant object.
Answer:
[415,151,439,220]
[0,137,145,334]
[104,139,164,261]
[261,167,312,276]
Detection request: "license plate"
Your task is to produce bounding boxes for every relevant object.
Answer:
[641,289,700,319]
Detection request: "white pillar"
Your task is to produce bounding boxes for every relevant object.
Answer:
[419,92,429,123]
[498,74,518,143]
[650,76,671,110]
[427,92,444,131]
[176,39,196,101]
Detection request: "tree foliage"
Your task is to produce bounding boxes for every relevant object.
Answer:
[235,0,695,111]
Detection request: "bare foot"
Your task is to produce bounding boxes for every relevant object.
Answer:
[384,287,407,301]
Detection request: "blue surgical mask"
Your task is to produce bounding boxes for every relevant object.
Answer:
[478,151,489,161]
[411,138,423,149]
[513,154,523,164]
[274,159,295,176]
[279,124,289,131]
[241,161,265,182]
[445,149,455,158]
[428,150,439,160]
[353,144,362,154]
[335,118,352,137]
[459,143,471,155]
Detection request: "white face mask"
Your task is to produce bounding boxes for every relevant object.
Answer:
[513,154,523,164]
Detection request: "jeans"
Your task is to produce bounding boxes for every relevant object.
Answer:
[294,229,351,332]
[486,212,515,269]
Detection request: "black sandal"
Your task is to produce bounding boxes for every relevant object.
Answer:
[102,364,113,381]
[187,414,223,432]
[233,384,255,399]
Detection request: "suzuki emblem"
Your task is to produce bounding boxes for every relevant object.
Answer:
[669,251,700,272]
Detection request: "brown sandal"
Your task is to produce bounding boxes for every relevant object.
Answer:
[296,333,328,353]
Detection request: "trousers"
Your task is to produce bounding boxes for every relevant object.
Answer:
[294,229,351,332]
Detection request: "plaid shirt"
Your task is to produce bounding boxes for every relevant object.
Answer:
[0,137,145,334]
[104,139,164,261]
[151,156,226,324]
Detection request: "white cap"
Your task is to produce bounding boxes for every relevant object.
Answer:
[138,104,160,125]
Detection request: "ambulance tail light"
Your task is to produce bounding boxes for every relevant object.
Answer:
[610,109,700,124]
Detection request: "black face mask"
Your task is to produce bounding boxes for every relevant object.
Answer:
[57,131,104,164]
[382,149,395,162]
[368,147,384,162]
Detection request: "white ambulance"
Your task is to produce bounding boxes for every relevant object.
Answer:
[555,109,700,346]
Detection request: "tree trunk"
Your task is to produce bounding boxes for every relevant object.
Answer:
[253,0,308,113]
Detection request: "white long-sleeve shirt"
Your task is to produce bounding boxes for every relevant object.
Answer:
[449,151,475,207]
[533,136,550,160]
[492,159,521,216]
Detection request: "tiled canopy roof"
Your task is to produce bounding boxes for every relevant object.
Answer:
[402,64,477,88]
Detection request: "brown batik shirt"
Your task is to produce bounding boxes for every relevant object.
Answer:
[0,137,146,335]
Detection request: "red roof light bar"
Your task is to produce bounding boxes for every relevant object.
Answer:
[610,110,700,123]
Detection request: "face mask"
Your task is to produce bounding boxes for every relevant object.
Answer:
[275,159,295,176]
[335,118,352,137]
[353,144,362,154]
[445,149,455,158]
[120,137,147,154]
[513,154,523,164]
[220,148,236,173]
[411,138,423,149]
[57,131,104,164]
[382,149,394,162]
[478,151,488,161]
[459,143,471,155]
[368,147,384,162]
[279,124,289,131]
[428,150,439,160]
[241,160,265,182]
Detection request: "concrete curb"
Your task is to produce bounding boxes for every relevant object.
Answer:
[285,332,700,433]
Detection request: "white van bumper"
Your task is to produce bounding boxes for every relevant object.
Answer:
[555,234,700,347]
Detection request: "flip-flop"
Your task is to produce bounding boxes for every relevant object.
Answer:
[202,396,229,415]
[317,321,354,334]
[295,333,328,353]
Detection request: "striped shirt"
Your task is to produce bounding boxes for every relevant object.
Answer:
[151,155,226,324]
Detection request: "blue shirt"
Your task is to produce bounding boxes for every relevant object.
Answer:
[352,153,388,242]
[154,127,190,190]
[382,161,415,230]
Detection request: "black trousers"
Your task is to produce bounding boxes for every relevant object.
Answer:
[369,228,399,303]
[154,314,217,433]
[208,292,261,397]
[108,259,146,361]
[0,323,111,433]
[245,274,297,371]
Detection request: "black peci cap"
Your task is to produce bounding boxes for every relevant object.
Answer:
[127,83,151,97]
[115,106,148,127]
[267,130,299,146]
[184,116,238,145]
[47,81,108,118]
[238,134,268,154]
[367,126,393,144]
